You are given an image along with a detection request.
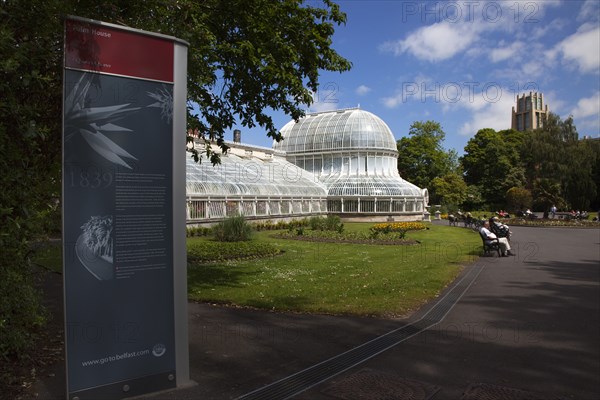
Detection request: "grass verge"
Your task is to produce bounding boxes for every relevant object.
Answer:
[31,223,482,318]
[188,223,481,318]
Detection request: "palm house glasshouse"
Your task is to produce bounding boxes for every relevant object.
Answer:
[186,108,428,223]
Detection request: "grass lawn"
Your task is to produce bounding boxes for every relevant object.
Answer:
[187,223,481,318]
[31,223,482,318]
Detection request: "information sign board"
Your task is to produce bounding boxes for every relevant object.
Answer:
[62,16,189,399]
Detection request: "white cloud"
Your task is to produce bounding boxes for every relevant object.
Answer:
[577,0,600,22]
[355,85,371,96]
[380,21,480,62]
[381,74,433,108]
[576,118,600,137]
[531,18,566,40]
[571,92,600,119]
[541,91,567,115]
[307,100,339,113]
[457,88,520,135]
[490,41,524,63]
[521,60,545,77]
[553,23,600,74]
[306,84,342,113]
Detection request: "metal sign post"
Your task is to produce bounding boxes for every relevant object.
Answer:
[62,16,190,399]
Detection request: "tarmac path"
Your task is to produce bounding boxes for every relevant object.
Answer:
[27,225,600,399]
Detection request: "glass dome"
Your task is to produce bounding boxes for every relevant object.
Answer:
[184,108,427,222]
[274,108,426,213]
[274,108,398,154]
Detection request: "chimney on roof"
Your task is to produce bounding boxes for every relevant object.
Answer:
[233,129,241,143]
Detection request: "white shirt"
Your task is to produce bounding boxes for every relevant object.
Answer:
[480,227,497,241]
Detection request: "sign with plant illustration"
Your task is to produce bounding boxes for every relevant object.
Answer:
[62,16,185,399]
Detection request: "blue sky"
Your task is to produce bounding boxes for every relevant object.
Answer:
[234,0,600,154]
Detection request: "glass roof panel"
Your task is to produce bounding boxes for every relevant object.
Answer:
[275,108,397,154]
[186,153,327,197]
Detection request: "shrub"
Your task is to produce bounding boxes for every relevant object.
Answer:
[253,220,276,231]
[308,216,325,230]
[1,209,47,364]
[186,226,212,237]
[324,214,344,232]
[212,214,253,242]
[0,254,46,360]
[369,222,427,239]
[275,229,417,244]
[187,240,280,263]
[506,187,533,211]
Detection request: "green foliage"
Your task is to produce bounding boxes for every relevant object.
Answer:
[212,214,253,242]
[461,128,525,208]
[325,214,344,232]
[30,242,63,274]
[460,115,599,212]
[305,215,344,232]
[2,0,351,165]
[279,221,429,242]
[280,228,404,242]
[532,179,566,211]
[369,227,406,240]
[172,0,353,163]
[503,218,599,227]
[187,239,280,263]
[395,120,460,207]
[308,216,325,230]
[397,121,458,197]
[505,187,533,211]
[462,185,484,211]
[188,223,479,317]
[0,266,46,360]
[186,226,213,237]
[431,173,467,208]
[1,0,63,361]
[1,0,350,361]
[522,113,597,211]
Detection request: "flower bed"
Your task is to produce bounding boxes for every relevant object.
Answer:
[273,221,426,245]
[272,230,418,245]
[370,222,427,236]
[504,218,600,228]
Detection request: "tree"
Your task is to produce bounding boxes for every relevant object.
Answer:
[1,0,350,363]
[461,128,525,208]
[396,120,458,196]
[562,139,597,211]
[462,185,484,210]
[505,187,533,211]
[587,138,600,210]
[523,113,597,211]
[532,179,566,212]
[430,173,467,208]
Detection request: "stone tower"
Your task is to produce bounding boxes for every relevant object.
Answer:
[512,92,548,131]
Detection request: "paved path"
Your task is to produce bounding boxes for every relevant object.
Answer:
[27,225,600,399]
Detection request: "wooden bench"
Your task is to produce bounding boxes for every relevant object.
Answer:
[490,220,511,241]
[480,230,501,257]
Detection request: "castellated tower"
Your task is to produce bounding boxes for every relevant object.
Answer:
[512,92,548,131]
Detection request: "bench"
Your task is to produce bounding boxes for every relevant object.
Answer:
[490,220,511,241]
[448,214,458,226]
[480,230,501,257]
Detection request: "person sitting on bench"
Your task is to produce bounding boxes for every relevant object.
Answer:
[490,216,512,241]
[480,221,514,257]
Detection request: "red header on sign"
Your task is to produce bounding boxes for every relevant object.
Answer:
[65,19,174,82]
